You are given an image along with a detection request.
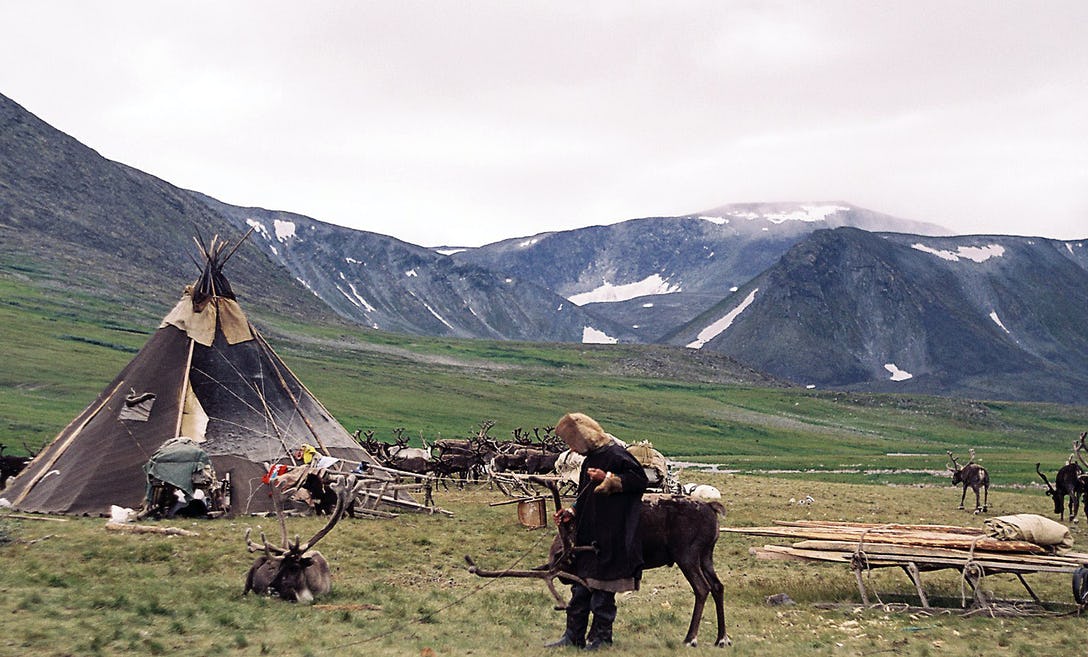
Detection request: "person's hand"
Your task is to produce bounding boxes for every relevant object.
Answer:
[587,467,607,482]
[554,507,575,524]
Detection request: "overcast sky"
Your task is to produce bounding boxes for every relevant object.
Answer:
[2,1,1085,246]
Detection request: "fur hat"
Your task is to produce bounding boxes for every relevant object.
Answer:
[555,412,611,454]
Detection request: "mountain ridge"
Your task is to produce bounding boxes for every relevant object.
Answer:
[3,90,1086,404]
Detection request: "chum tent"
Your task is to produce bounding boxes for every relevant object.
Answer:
[3,235,391,516]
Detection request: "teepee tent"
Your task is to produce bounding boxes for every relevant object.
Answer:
[4,234,389,516]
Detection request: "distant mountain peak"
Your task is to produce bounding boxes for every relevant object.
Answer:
[696,202,852,225]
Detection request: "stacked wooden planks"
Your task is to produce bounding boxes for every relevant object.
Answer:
[723,520,1088,575]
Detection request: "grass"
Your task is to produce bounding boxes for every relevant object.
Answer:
[2,477,1087,657]
[3,265,1088,656]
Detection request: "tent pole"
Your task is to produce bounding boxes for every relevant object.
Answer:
[11,379,127,506]
[256,388,296,463]
[253,330,331,454]
[173,339,196,439]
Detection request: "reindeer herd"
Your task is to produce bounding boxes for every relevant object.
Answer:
[354,422,569,488]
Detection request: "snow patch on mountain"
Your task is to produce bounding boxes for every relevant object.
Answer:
[334,283,375,312]
[722,204,849,224]
[422,301,454,330]
[245,218,267,238]
[686,289,758,349]
[582,326,618,344]
[911,243,1005,263]
[884,363,913,381]
[568,274,680,305]
[274,219,296,242]
[989,311,1010,334]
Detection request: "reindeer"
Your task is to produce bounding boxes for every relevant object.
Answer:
[1049,431,1088,523]
[946,449,989,513]
[243,476,357,603]
[466,481,730,648]
[1036,461,1084,522]
[0,443,34,489]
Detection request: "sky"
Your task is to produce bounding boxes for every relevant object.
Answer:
[2,1,1086,247]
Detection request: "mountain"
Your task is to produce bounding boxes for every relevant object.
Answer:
[0,93,336,324]
[193,194,632,342]
[4,90,1087,404]
[663,227,1088,403]
[0,92,628,343]
[450,203,950,341]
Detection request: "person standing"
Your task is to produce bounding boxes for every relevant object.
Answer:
[547,412,648,650]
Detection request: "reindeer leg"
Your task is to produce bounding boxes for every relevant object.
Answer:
[702,552,731,647]
[676,558,710,648]
[958,486,967,510]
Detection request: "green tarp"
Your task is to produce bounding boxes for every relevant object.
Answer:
[143,437,212,499]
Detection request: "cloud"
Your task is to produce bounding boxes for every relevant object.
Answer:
[1,1,1085,246]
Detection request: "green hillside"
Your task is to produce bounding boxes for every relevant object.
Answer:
[3,267,1086,490]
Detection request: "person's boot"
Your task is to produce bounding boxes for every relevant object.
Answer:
[583,637,612,651]
[584,618,613,650]
[545,632,585,649]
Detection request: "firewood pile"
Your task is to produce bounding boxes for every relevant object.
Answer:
[723,520,1088,608]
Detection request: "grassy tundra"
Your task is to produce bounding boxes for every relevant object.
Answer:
[3,272,1088,656]
[3,478,1088,657]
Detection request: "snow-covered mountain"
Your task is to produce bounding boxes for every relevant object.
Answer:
[450,203,950,341]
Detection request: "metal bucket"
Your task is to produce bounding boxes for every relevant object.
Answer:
[517,497,548,529]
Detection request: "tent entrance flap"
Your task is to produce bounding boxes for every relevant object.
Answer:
[180,384,209,442]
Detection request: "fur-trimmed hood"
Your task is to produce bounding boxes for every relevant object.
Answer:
[555,412,612,455]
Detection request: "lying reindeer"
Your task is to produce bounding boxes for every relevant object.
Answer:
[946,449,989,513]
[466,483,730,648]
[243,476,357,603]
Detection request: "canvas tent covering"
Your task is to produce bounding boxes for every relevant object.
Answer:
[3,235,391,516]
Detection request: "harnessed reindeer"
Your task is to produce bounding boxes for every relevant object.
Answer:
[466,479,730,648]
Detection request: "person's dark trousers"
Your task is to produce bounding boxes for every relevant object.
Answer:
[586,586,616,647]
[555,583,591,647]
[550,583,617,648]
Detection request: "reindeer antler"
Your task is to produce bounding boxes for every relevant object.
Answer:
[297,475,356,553]
[1073,433,1088,470]
[946,450,960,471]
[244,527,288,556]
[1035,462,1056,492]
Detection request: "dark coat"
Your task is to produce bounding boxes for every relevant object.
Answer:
[572,442,649,591]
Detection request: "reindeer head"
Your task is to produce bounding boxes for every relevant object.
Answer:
[1035,462,1065,513]
[946,450,964,483]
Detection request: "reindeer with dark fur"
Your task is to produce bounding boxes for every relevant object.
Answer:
[0,443,34,489]
[1036,461,1084,522]
[244,476,357,603]
[946,449,989,513]
[466,480,730,648]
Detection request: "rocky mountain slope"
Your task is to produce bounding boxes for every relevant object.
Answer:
[4,91,1087,403]
[662,228,1088,403]
[450,203,950,341]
